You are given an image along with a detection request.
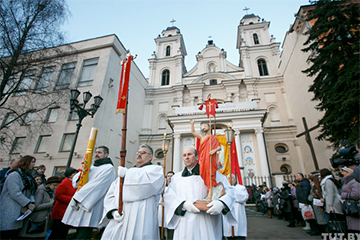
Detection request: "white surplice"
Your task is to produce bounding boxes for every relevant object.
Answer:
[164,171,236,240]
[222,184,248,237]
[100,164,164,240]
[62,163,115,227]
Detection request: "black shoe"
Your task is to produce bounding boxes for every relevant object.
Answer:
[287,224,295,227]
[308,231,320,236]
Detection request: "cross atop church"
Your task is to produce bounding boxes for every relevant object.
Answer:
[243,6,250,14]
[170,19,176,26]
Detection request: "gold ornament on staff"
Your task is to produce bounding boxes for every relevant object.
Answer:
[77,127,98,190]
[160,133,170,240]
[224,124,235,237]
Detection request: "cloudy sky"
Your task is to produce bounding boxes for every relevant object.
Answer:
[63,0,311,77]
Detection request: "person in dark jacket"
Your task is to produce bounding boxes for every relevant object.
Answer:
[296,172,311,230]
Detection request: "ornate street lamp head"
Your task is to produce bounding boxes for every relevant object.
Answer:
[224,125,235,145]
[83,91,92,105]
[161,133,170,154]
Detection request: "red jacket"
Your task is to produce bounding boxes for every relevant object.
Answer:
[51,177,76,220]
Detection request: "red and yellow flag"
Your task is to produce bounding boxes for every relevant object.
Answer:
[116,55,132,114]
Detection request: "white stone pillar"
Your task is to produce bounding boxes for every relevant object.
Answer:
[173,133,181,172]
[256,128,270,177]
[281,87,294,124]
[294,140,306,174]
[274,174,284,188]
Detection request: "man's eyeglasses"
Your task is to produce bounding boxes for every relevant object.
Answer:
[137,151,150,155]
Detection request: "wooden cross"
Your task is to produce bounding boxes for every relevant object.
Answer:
[170,19,176,26]
[243,7,250,14]
[296,117,320,170]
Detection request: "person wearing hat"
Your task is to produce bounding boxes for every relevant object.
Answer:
[49,168,78,240]
[340,166,360,233]
[19,176,61,238]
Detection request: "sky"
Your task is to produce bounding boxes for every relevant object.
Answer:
[63,0,311,78]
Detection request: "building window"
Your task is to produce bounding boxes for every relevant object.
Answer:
[55,62,76,89]
[275,143,288,153]
[253,33,260,44]
[35,67,55,91]
[78,59,98,87]
[1,112,16,127]
[59,133,75,152]
[166,46,171,56]
[21,112,34,125]
[280,164,292,174]
[161,70,170,86]
[10,137,25,154]
[209,79,217,85]
[35,135,51,153]
[257,59,269,76]
[53,166,66,177]
[155,149,164,159]
[15,71,35,96]
[45,108,59,123]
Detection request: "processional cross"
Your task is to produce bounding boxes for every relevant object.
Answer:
[243,7,250,14]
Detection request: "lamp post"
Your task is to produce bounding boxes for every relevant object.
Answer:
[224,125,235,237]
[66,89,103,168]
[160,133,170,239]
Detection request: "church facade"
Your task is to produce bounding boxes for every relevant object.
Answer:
[141,13,332,186]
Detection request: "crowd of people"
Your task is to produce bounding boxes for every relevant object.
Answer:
[251,166,360,236]
[0,134,358,239]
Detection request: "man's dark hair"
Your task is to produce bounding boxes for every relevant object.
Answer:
[139,144,153,156]
[167,171,175,175]
[297,172,304,178]
[97,146,109,155]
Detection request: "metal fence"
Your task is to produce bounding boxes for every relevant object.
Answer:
[243,175,275,187]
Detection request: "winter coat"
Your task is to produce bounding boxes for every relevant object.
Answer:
[308,185,327,225]
[279,187,292,213]
[0,171,34,231]
[51,177,76,220]
[265,191,273,208]
[320,175,343,214]
[296,178,311,204]
[341,175,360,231]
[19,184,54,238]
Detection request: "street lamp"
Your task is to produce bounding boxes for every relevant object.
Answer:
[224,124,235,237]
[66,89,103,168]
[160,133,170,239]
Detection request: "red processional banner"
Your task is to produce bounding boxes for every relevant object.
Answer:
[116,55,132,114]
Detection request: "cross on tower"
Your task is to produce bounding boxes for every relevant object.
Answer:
[243,6,250,14]
[170,19,176,26]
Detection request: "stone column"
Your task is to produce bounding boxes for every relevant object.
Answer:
[294,140,306,174]
[173,133,182,172]
[281,87,294,124]
[255,128,270,177]
[235,131,243,168]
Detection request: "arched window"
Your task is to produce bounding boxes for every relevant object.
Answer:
[257,59,269,76]
[209,79,217,85]
[253,33,260,44]
[161,70,170,86]
[166,46,171,56]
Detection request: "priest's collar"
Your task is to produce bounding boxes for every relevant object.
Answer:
[182,163,199,177]
[93,158,113,166]
[135,161,153,168]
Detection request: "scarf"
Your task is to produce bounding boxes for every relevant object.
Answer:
[93,158,113,166]
[17,168,37,195]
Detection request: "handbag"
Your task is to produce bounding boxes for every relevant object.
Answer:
[301,205,315,220]
[26,218,47,234]
[342,200,360,218]
[327,212,347,234]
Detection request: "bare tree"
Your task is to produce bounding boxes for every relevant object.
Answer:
[0,0,73,151]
